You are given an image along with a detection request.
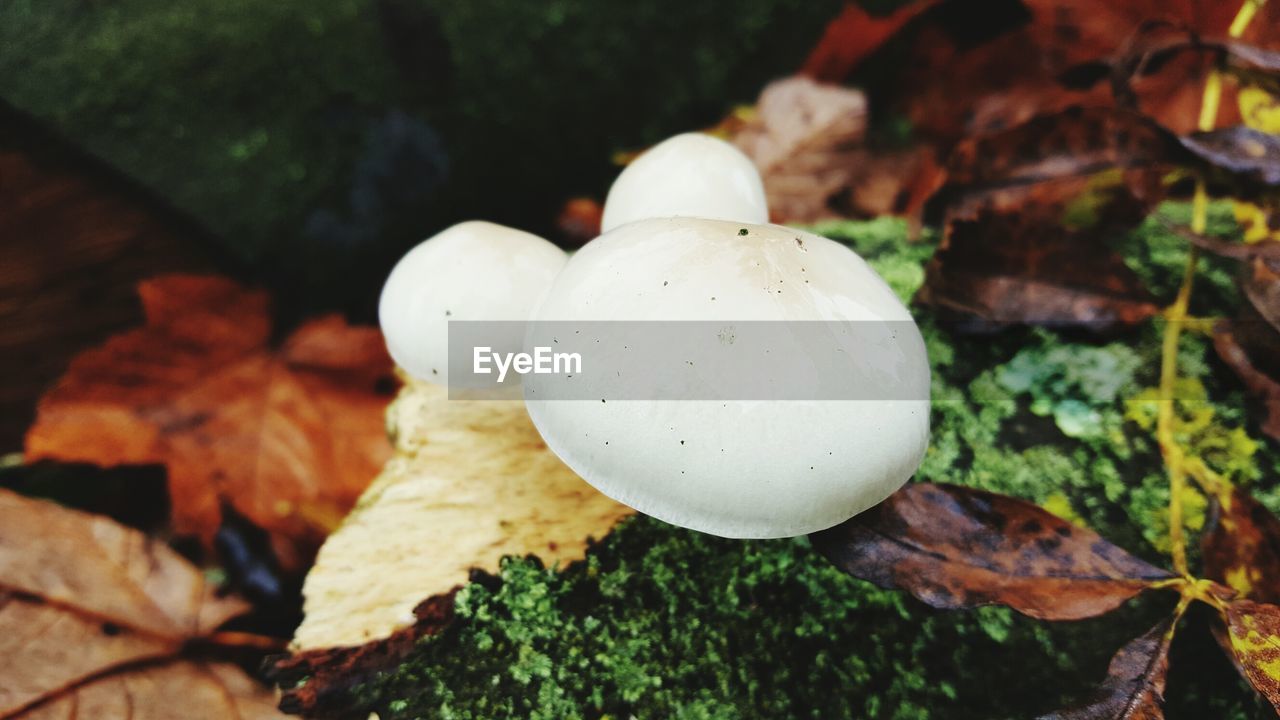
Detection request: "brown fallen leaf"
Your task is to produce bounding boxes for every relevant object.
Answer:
[917,210,1160,330]
[24,274,397,561]
[838,146,945,223]
[918,106,1194,329]
[269,593,456,718]
[1202,484,1280,603]
[0,488,283,718]
[290,380,633,651]
[1180,125,1280,188]
[732,76,868,223]
[800,0,938,84]
[1161,220,1280,261]
[1216,325,1280,441]
[1036,616,1175,719]
[810,483,1173,620]
[902,0,1274,141]
[1103,30,1280,107]
[1216,258,1280,441]
[1221,599,1280,712]
[14,661,284,720]
[929,106,1178,222]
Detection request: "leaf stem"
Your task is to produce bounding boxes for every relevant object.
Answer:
[203,630,288,651]
[1159,0,1263,576]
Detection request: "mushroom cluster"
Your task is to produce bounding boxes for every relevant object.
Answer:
[379,133,930,539]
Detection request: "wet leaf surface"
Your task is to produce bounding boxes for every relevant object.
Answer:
[1036,616,1175,719]
[810,483,1173,620]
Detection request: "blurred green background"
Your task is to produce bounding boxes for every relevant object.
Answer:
[0,0,840,316]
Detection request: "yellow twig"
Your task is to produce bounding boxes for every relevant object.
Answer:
[1184,455,1231,501]
[1157,251,1197,576]
[1158,0,1264,576]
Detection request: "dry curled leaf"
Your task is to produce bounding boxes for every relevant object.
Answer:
[1221,599,1280,712]
[0,488,283,719]
[24,274,396,562]
[1202,485,1280,603]
[290,380,633,651]
[810,483,1173,620]
[732,76,867,223]
[1036,616,1175,719]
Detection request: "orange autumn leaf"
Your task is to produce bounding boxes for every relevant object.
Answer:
[24,274,397,558]
[0,488,286,719]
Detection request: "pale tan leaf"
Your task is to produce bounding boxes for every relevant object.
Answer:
[0,489,246,640]
[292,381,633,650]
[0,593,175,717]
[13,661,285,720]
[0,490,273,718]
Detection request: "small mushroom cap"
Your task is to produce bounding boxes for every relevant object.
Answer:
[525,218,930,538]
[378,221,567,384]
[601,133,768,233]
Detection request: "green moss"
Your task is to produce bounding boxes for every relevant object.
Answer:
[335,212,1277,719]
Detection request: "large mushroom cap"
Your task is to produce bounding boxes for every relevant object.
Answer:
[601,133,768,233]
[525,218,930,538]
[378,221,567,384]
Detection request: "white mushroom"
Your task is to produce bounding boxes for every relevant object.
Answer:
[378,221,567,384]
[601,133,769,232]
[524,217,930,538]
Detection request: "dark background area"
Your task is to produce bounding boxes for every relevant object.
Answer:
[0,0,842,319]
[0,0,853,447]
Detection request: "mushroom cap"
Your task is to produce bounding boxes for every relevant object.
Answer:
[378,221,567,384]
[601,133,768,233]
[524,218,930,538]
